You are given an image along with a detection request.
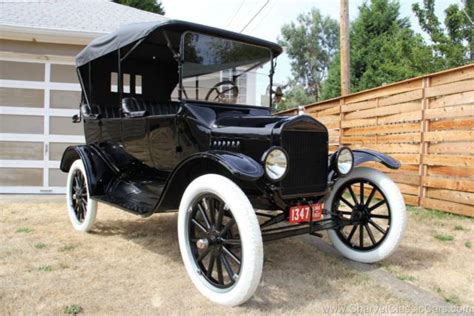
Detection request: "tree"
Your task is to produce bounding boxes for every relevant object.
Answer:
[278,9,339,103]
[413,0,473,68]
[321,0,436,99]
[275,81,315,111]
[113,0,165,15]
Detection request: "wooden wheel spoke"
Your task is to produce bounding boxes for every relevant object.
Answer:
[197,248,211,262]
[219,218,235,237]
[369,199,386,212]
[369,219,386,234]
[369,213,390,219]
[197,203,211,229]
[348,186,359,205]
[221,238,241,246]
[347,225,357,243]
[340,197,354,209]
[207,252,216,278]
[222,246,241,265]
[220,254,235,281]
[191,219,208,233]
[216,255,224,284]
[360,182,364,205]
[365,187,376,207]
[359,224,364,247]
[365,223,376,245]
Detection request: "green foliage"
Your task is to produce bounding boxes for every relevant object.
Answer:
[434,233,454,241]
[321,0,437,99]
[64,304,82,314]
[397,274,416,282]
[16,227,33,233]
[413,0,473,68]
[465,241,472,248]
[278,9,339,102]
[113,0,165,15]
[34,242,47,249]
[275,81,315,111]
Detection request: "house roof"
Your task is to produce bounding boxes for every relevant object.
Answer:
[0,0,167,44]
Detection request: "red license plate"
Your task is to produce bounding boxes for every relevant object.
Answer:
[289,203,323,223]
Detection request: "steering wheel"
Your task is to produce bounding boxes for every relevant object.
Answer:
[205,80,239,103]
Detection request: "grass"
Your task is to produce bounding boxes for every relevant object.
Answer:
[397,274,416,282]
[34,242,47,249]
[31,265,53,272]
[59,244,76,252]
[454,225,464,231]
[465,241,472,249]
[434,233,454,242]
[16,227,33,233]
[445,294,461,305]
[64,304,82,314]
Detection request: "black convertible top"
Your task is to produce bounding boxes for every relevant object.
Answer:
[76,19,283,67]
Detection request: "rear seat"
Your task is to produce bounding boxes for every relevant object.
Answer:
[122,97,178,116]
[81,103,121,119]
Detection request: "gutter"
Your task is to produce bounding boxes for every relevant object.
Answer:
[0,24,107,45]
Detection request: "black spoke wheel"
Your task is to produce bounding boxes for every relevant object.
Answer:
[188,194,242,289]
[332,178,391,251]
[71,169,88,223]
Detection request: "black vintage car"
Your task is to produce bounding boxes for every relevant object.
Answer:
[61,19,407,306]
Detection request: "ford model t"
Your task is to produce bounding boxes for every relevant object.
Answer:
[61,19,407,306]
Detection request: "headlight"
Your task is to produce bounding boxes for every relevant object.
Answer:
[336,147,354,175]
[264,147,288,181]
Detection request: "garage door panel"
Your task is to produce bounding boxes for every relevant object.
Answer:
[51,64,78,83]
[49,168,67,187]
[0,141,43,160]
[49,142,82,161]
[0,168,43,186]
[0,115,43,133]
[0,60,44,81]
[50,117,83,135]
[0,87,44,107]
[50,90,81,109]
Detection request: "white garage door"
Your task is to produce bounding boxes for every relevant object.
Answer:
[0,56,85,193]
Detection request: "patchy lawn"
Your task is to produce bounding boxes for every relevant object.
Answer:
[377,206,474,307]
[0,196,472,314]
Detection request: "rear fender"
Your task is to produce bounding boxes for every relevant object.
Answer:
[60,145,117,196]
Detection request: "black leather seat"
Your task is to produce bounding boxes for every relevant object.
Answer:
[122,97,178,116]
[81,103,121,119]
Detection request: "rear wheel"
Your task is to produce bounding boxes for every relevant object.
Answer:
[178,174,263,306]
[326,167,406,263]
[66,160,97,232]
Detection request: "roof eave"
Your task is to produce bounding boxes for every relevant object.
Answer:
[0,24,105,45]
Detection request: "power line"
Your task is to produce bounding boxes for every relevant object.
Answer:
[227,0,246,28]
[248,0,277,33]
[240,0,270,33]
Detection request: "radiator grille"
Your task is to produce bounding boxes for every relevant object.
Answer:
[281,130,328,196]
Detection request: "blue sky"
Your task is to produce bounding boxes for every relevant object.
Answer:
[161,0,459,84]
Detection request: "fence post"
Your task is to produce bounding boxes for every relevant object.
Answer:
[418,77,430,206]
[339,97,345,147]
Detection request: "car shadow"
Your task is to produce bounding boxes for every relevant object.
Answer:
[89,212,372,312]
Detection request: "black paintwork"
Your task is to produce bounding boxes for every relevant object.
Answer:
[61,21,400,220]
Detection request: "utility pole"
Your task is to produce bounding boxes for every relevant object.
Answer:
[340,0,350,96]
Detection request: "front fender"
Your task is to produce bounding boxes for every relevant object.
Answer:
[156,151,263,211]
[353,149,400,169]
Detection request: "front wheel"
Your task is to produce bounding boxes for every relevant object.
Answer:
[178,174,263,306]
[325,167,406,263]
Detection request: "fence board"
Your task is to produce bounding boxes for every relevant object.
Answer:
[278,64,474,216]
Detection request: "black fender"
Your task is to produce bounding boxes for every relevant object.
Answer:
[156,151,264,211]
[60,145,117,196]
[352,149,400,169]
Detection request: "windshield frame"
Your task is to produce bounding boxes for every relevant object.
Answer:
[178,31,275,109]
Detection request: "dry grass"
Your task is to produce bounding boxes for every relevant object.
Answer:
[0,196,471,314]
[378,206,474,307]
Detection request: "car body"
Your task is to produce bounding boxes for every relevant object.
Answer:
[61,19,407,306]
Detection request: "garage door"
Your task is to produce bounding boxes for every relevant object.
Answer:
[0,56,85,193]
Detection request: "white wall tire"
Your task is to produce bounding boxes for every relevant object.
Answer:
[325,167,406,263]
[178,174,263,306]
[66,159,97,232]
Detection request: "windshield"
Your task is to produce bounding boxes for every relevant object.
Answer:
[173,32,273,107]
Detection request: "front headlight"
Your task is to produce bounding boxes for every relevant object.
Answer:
[264,147,288,181]
[336,147,354,175]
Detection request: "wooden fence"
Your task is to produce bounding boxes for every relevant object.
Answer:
[279,64,474,217]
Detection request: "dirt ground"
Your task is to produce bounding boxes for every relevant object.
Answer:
[1,195,472,315]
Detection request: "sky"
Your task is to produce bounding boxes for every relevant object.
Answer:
[161,0,460,85]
